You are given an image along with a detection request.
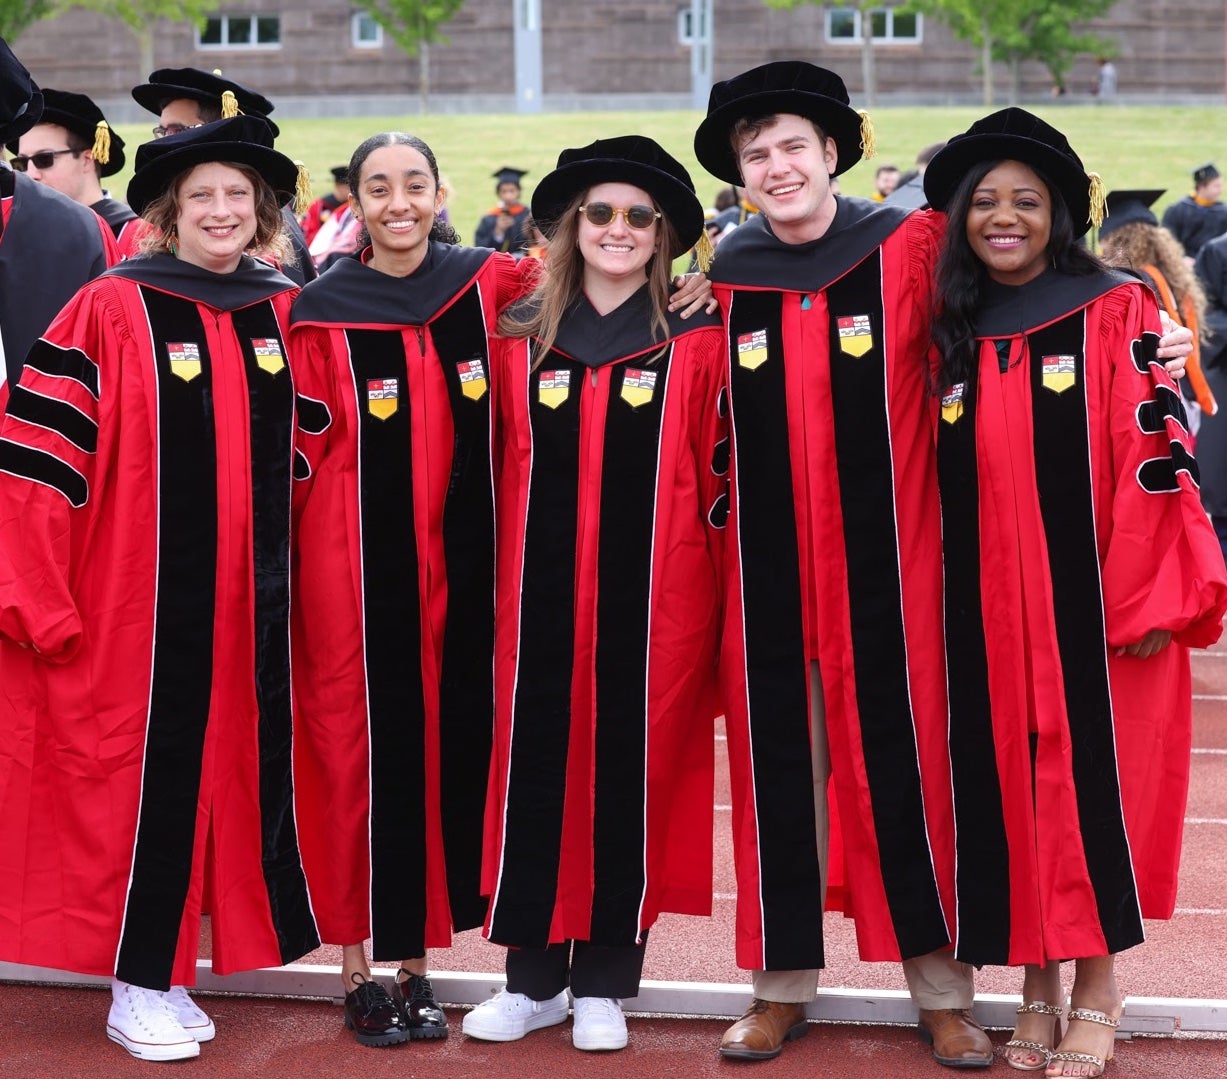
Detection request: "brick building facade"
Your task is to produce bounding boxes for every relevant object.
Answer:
[11,0,1226,114]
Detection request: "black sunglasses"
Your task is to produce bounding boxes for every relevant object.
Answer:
[577,202,661,230]
[10,148,79,172]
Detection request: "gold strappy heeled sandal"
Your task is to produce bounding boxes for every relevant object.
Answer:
[1046,1005,1121,1078]
[1004,1001,1064,1071]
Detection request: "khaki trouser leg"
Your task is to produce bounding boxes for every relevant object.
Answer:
[749,661,830,1005]
[903,950,976,1010]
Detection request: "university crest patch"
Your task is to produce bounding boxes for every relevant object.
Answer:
[251,337,285,375]
[168,342,202,382]
[941,382,965,425]
[837,314,873,357]
[1041,354,1076,394]
[620,367,657,408]
[458,358,488,400]
[737,329,768,370]
[367,377,399,420]
[538,369,571,409]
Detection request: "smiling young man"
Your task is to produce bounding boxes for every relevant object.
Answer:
[8,88,138,250]
[695,60,1193,1070]
[693,60,980,1068]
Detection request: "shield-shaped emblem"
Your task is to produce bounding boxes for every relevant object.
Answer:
[538,369,571,409]
[941,382,965,425]
[620,367,657,408]
[168,342,202,382]
[367,377,399,419]
[837,314,873,357]
[737,329,768,370]
[252,337,286,375]
[1041,354,1076,394]
[457,358,488,401]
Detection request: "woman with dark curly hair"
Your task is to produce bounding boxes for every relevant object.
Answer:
[924,110,1227,1077]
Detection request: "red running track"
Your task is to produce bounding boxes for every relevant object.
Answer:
[3,643,1226,1075]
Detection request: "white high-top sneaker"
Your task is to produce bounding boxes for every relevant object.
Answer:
[106,979,200,1061]
[162,985,216,1042]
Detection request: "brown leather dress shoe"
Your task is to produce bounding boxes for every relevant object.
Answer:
[917,1007,993,1069]
[719,999,809,1061]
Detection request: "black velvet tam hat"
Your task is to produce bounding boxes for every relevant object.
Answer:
[131,67,279,137]
[126,115,297,217]
[0,36,42,145]
[924,107,1102,237]
[330,165,349,184]
[693,61,868,185]
[531,136,704,259]
[1098,189,1163,240]
[7,88,125,175]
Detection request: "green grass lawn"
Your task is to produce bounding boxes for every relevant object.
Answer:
[100,105,1225,243]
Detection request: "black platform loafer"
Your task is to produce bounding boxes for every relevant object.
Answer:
[343,974,411,1047]
[393,971,449,1040]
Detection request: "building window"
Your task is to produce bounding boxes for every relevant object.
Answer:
[826,8,921,44]
[677,4,710,45]
[198,15,282,49]
[352,12,382,48]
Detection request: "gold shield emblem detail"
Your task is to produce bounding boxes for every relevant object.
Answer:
[737,329,768,370]
[168,342,202,382]
[458,358,488,401]
[837,314,873,357]
[1041,354,1076,394]
[620,367,657,408]
[367,377,399,419]
[252,337,285,375]
[538,369,571,409]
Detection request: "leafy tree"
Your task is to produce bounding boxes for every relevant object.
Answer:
[762,0,882,106]
[903,0,1117,105]
[0,0,54,43]
[356,0,467,114]
[61,0,221,82]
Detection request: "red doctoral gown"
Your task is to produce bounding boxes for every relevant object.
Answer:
[0,254,320,990]
[936,270,1227,965]
[710,202,957,970]
[289,244,534,959]
[483,290,727,948]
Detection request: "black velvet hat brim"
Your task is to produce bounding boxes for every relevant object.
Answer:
[694,88,864,185]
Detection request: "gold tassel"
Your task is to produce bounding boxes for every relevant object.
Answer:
[221,90,240,119]
[92,121,111,166]
[1088,171,1107,230]
[294,161,312,217]
[858,110,876,161]
[694,229,715,274]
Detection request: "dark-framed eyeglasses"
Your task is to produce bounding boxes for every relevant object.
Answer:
[152,122,203,139]
[10,148,79,172]
[577,202,661,230]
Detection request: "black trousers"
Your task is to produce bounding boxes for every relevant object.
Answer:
[505,932,648,1002]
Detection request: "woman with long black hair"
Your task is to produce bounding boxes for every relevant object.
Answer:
[924,110,1227,1077]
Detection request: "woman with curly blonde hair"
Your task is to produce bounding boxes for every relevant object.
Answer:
[1097,190,1214,422]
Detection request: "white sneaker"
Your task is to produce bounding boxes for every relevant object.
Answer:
[163,985,216,1042]
[571,996,628,1051]
[107,979,201,1061]
[462,988,570,1042]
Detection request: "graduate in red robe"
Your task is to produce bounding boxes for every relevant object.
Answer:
[465,136,726,1053]
[0,115,318,1063]
[924,109,1227,1077]
[289,131,536,1048]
